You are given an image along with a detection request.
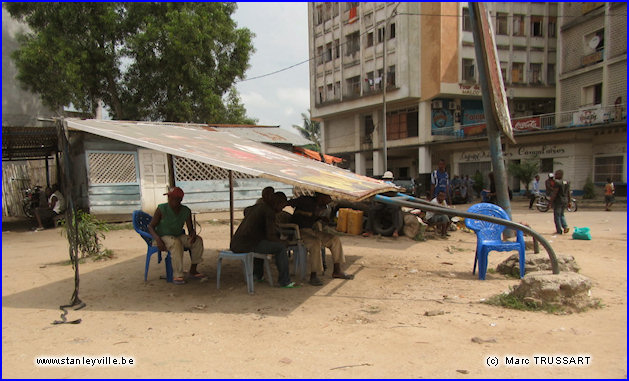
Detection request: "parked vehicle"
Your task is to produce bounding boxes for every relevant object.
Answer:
[535,191,577,212]
[22,185,42,218]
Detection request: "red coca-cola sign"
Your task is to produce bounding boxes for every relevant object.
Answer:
[512,117,541,132]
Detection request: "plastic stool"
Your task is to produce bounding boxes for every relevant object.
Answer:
[217,250,273,294]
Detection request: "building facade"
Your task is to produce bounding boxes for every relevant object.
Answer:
[308,2,626,194]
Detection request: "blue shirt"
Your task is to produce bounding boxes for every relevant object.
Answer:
[431,169,449,197]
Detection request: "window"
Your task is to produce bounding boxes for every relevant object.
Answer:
[365,71,375,92]
[364,12,373,26]
[540,158,554,174]
[377,27,385,43]
[332,2,339,17]
[315,5,323,25]
[345,2,358,11]
[367,32,374,47]
[390,23,396,39]
[496,13,508,35]
[364,115,374,143]
[318,86,324,103]
[334,81,340,97]
[326,84,333,100]
[345,32,360,55]
[594,156,624,183]
[386,109,418,140]
[548,17,556,38]
[530,63,542,84]
[387,65,396,87]
[547,64,555,85]
[334,39,340,59]
[585,29,605,52]
[583,83,603,106]
[346,76,361,97]
[462,59,475,82]
[325,43,332,62]
[500,61,508,82]
[316,46,323,65]
[531,15,543,37]
[513,14,524,36]
[462,8,472,32]
[376,69,384,90]
[512,62,524,83]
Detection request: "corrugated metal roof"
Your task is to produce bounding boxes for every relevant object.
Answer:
[2,126,59,160]
[65,118,396,201]
[204,125,313,146]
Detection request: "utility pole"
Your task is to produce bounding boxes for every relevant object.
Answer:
[381,2,400,174]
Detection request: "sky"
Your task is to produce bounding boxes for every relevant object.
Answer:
[233,2,310,132]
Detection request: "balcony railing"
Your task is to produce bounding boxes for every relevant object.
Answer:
[431,104,626,139]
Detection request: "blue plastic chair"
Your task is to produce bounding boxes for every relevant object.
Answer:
[464,203,526,280]
[132,210,189,283]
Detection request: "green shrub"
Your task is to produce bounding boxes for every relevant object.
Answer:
[61,210,112,259]
[582,176,596,199]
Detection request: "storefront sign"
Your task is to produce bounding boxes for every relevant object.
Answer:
[459,84,482,96]
[572,107,609,126]
[459,150,512,162]
[517,144,566,157]
[512,117,541,132]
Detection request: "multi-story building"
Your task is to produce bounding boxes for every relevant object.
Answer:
[556,2,626,190]
[308,2,626,194]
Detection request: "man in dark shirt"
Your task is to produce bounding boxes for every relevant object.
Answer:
[230,192,293,287]
[289,192,354,285]
[549,170,570,235]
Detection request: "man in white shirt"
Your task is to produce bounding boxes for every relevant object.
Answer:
[425,191,450,238]
[529,175,541,209]
[34,184,66,231]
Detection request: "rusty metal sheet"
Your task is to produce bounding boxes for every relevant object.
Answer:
[65,119,396,201]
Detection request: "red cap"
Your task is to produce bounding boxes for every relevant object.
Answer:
[164,186,184,199]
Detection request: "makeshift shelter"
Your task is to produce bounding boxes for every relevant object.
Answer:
[63,121,320,215]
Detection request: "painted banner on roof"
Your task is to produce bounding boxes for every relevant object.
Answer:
[65,119,395,201]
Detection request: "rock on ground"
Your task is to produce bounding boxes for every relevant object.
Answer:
[497,252,580,277]
[512,272,598,312]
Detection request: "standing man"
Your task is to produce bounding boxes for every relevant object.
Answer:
[231,192,294,288]
[529,175,541,209]
[549,170,570,235]
[431,159,451,204]
[148,187,204,285]
[289,192,354,284]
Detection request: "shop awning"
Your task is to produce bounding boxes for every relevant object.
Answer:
[65,119,395,201]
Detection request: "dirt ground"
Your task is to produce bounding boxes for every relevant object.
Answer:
[2,199,627,378]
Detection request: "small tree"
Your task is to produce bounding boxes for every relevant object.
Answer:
[62,210,113,260]
[292,110,321,152]
[582,176,596,199]
[507,158,540,195]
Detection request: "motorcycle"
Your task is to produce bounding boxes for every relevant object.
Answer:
[22,185,43,218]
[535,191,578,213]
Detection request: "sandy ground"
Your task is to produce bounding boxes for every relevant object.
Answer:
[2,200,626,378]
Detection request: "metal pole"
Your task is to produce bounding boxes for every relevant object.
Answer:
[468,3,512,221]
[382,6,388,174]
[228,170,234,240]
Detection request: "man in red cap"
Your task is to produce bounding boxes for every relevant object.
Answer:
[148,186,204,284]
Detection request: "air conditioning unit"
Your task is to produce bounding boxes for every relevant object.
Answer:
[516,103,526,111]
[431,100,443,109]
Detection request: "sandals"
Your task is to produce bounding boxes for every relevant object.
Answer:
[173,278,186,285]
[281,282,300,288]
[190,273,207,279]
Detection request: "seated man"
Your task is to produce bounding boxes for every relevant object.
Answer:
[148,187,204,285]
[425,191,451,238]
[231,192,294,288]
[34,184,66,231]
[244,186,274,217]
[289,192,354,285]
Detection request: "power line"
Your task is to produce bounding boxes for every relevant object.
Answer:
[237,8,626,83]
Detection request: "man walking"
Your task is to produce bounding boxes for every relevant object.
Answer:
[549,170,570,235]
[430,159,451,204]
[529,175,540,209]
